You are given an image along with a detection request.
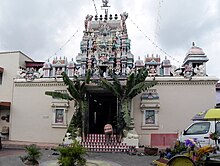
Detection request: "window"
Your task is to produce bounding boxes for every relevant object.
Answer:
[55,109,64,123]
[50,90,69,128]
[52,108,67,127]
[140,89,160,130]
[185,122,210,135]
[145,110,155,124]
[216,122,220,136]
[0,72,3,85]
[142,109,159,130]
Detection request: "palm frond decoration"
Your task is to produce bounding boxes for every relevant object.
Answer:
[100,67,157,138]
[45,91,73,101]
[45,69,92,140]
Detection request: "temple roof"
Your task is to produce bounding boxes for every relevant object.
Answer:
[186,42,205,55]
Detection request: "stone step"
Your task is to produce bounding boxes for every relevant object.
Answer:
[81,134,135,153]
[81,142,127,146]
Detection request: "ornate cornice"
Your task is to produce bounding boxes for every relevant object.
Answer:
[156,81,216,86]
[146,76,218,86]
[14,76,218,87]
[15,82,65,87]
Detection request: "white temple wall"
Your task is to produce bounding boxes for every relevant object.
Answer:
[8,76,218,145]
[133,77,218,146]
[10,79,75,143]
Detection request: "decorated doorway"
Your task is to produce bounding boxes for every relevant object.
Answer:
[88,92,117,134]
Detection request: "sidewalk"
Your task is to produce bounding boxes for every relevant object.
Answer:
[0,140,158,166]
[2,140,59,149]
[41,159,121,166]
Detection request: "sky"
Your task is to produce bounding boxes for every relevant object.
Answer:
[0,0,220,78]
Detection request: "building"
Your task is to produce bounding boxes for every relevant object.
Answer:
[216,83,220,107]
[0,51,35,137]
[0,1,218,147]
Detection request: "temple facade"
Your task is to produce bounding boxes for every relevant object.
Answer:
[0,1,218,147]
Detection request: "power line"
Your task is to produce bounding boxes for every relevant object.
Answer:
[46,24,83,61]
[154,0,163,43]
[92,0,98,16]
[128,17,182,65]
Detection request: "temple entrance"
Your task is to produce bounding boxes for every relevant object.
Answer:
[88,92,117,134]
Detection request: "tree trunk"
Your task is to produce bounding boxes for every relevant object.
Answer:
[122,99,131,130]
[80,101,85,141]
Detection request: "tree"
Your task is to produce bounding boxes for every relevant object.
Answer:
[100,68,156,139]
[45,70,91,140]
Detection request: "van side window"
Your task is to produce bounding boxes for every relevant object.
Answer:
[185,122,210,135]
[216,122,220,136]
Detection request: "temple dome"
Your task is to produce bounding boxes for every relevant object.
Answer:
[183,42,208,66]
[186,42,205,55]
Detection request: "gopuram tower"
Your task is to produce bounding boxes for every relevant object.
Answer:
[75,0,134,78]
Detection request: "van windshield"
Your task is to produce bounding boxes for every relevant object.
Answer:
[185,122,210,135]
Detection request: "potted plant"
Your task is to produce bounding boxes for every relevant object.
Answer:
[58,140,87,166]
[20,144,41,166]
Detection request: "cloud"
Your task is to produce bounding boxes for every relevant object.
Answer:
[159,0,220,51]
[0,0,89,60]
[0,0,219,78]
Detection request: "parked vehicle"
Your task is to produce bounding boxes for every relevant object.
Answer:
[178,120,220,147]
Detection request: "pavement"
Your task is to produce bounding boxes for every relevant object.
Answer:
[0,148,159,166]
[0,141,159,166]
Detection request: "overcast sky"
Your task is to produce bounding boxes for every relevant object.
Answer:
[0,0,219,78]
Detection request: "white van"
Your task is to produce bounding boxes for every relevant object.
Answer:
[178,121,220,147]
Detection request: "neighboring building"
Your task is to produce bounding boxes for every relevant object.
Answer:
[1,2,219,147]
[0,51,34,139]
[216,83,220,107]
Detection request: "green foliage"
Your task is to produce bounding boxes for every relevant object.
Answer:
[58,140,87,166]
[121,100,131,129]
[45,70,92,139]
[19,144,41,165]
[45,91,73,101]
[45,69,92,103]
[100,68,157,135]
[171,141,187,156]
[67,109,82,139]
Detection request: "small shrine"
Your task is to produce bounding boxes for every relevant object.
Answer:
[182,42,208,78]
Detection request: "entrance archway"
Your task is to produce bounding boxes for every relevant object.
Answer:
[88,92,117,134]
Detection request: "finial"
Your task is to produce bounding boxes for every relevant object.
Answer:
[101,0,110,16]
[102,0,109,7]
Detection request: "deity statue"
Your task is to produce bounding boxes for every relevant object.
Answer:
[120,12,128,32]
[194,64,205,76]
[149,66,157,77]
[84,15,93,31]
[126,66,131,75]
[184,64,193,79]
[88,38,93,49]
